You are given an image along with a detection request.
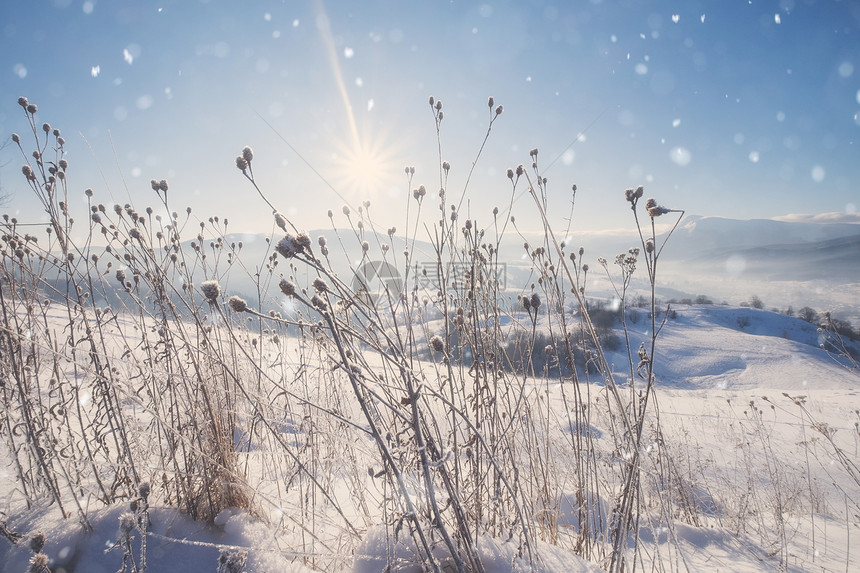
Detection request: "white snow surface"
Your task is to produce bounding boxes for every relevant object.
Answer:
[1,304,858,572]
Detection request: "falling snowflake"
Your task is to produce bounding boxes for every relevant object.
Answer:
[669,146,691,166]
[123,49,134,64]
[91,65,100,77]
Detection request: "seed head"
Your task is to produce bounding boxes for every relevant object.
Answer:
[27,104,37,114]
[151,179,159,191]
[312,277,328,293]
[279,279,296,296]
[276,234,303,258]
[242,146,254,162]
[530,293,541,310]
[274,212,288,230]
[342,205,350,216]
[645,198,669,217]
[228,296,248,312]
[158,179,168,192]
[495,104,504,115]
[488,96,494,108]
[27,553,50,573]
[442,161,450,172]
[311,294,327,311]
[235,156,248,171]
[58,159,68,170]
[11,133,20,143]
[29,532,46,554]
[645,239,655,253]
[430,335,444,353]
[138,482,150,500]
[119,513,136,536]
[17,96,28,107]
[200,279,221,302]
[42,123,51,133]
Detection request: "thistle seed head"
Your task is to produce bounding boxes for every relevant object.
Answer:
[27,553,50,573]
[29,532,46,554]
[279,278,296,296]
[119,513,136,535]
[430,335,444,352]
[312,277,328,293]
[228,296,248,312]
[242,146,254,162]
[311,294,327,311]
[200,279,221,302]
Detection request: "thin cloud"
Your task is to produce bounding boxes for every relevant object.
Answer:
[772,212,860,224]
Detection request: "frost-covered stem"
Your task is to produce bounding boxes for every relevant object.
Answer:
[524,180,632,436]
[317,307,442,573]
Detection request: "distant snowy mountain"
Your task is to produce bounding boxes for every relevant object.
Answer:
[186,215,859,323]
[671,214,860,251]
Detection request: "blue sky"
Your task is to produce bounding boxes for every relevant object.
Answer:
[2,0,859,238]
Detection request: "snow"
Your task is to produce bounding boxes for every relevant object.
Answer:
[1,304,858,572]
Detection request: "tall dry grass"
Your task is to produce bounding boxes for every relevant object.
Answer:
[2,95,855,572]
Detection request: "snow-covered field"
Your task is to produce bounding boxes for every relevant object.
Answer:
[1,300,857,572]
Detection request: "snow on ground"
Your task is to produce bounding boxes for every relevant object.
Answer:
[616,305,857,390]
[1,304,858,572]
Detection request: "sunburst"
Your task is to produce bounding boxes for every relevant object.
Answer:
[331,131,401,199]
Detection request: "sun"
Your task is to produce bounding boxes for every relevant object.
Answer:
[345,144,386,194]
[332,132,401,199]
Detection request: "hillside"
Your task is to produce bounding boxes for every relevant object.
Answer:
[2,303,858,572]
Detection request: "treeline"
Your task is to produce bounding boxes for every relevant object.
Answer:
[663,294,859,342]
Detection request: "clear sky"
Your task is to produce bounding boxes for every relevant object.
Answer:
[2,0,859,239]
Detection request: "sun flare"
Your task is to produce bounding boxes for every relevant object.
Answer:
[332,134,400,199]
